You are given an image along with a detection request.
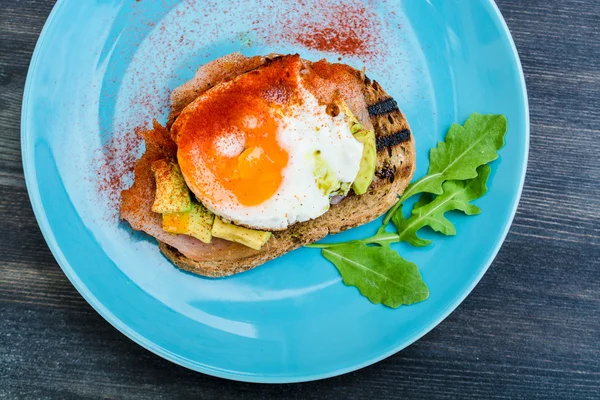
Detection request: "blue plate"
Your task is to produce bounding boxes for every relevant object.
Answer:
[22,0,528,383]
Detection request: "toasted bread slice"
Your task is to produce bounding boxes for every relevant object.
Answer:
[159,68,415,277]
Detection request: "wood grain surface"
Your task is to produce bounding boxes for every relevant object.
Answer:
[1,1,599,399]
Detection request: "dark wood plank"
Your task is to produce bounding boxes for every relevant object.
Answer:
[0,1,54,188]
[1,0,599,399]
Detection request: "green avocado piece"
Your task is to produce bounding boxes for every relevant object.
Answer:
[162,203,214,243]
[187,203,215,243]
[339,101,363,133]
[339,100,376,195]
[312,150,339,196]
[352,129,377,195]
[311,151,353,200]
[211,217,272,250]
[151,159,192,214]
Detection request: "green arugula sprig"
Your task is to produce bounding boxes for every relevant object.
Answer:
[381,113,506,228]
[306,113,507,308]
[393,165,491,247]
[322,243,430,307]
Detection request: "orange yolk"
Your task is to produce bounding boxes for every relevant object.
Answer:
[203,109,287,206]
[177,105,289,206]
[176,98,293,208]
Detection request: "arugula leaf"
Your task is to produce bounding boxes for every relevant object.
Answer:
[393,165,491,247]
[380,194,433,243]
[405,113,505,198]
[414,193,434,209]
[390,211,430,247]
[322,242,429,308]
[383,113,506,225]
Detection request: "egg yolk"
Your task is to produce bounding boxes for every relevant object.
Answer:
[225,115,286,207]
[177,103,289,206]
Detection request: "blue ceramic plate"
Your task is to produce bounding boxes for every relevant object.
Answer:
[22,0,528,383]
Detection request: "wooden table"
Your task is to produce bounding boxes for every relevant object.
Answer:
[1,1,599,398]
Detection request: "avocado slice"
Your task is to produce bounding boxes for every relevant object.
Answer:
[312,150,339,196]
[162,203,214,243]
[311,151,353,200]
[151,159,192,214]
[352,129,377,195]
[211,217,272,250]
[338,101,376,194]
[339,101,363,133]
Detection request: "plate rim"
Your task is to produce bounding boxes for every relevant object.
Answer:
[21,0,530,383]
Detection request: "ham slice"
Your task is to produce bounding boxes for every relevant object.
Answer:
[169,52,266,126]
[301,59,374,131]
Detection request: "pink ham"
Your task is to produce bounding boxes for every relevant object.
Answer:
[169,52,266,125]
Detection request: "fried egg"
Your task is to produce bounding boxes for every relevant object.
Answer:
[174,55,363,230]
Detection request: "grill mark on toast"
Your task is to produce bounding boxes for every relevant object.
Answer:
[368,97,399,116]
[364,80,411,154]
[376,129,411,151]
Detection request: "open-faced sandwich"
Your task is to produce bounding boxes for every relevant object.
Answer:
[120,53,415,277]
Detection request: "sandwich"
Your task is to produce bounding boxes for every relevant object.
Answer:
[120,53,415,277]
